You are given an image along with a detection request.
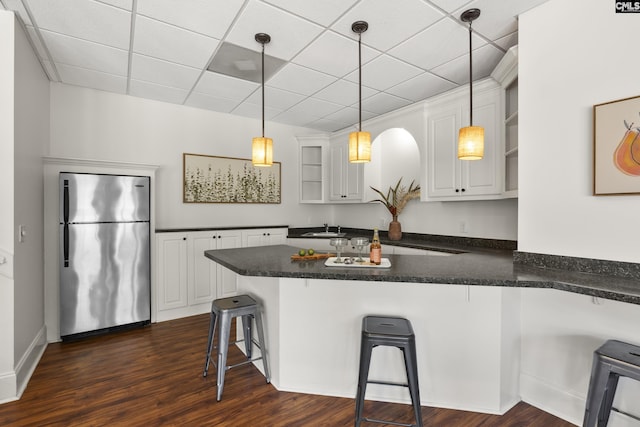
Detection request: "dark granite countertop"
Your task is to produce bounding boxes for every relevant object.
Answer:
[204,244,640,306]
[156,225,288,233]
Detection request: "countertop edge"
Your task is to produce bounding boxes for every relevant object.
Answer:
[205,245,640,306]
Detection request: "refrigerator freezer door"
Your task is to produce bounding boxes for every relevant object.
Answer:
[59,222,150,337]
[60,173,150,223]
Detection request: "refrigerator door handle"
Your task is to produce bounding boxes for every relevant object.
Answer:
[63,224,69,267]
[63,179,69,223]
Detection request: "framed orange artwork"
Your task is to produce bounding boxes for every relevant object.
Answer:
[593,95,640,195]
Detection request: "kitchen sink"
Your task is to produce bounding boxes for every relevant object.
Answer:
[302,231,347,237]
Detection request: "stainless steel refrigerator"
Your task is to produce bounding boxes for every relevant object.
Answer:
[59,172,151,340]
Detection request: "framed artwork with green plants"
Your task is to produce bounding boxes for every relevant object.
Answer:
[183,153,281,203]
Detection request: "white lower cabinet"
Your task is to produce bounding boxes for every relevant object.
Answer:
[242,227,288,247]
[156,230,241,322]
[156,233,188,312]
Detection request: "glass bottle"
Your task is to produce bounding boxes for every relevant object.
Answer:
[369,227,382,265]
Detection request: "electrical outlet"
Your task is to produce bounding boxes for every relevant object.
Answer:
[380,218,388,228]
[459,221,468,234]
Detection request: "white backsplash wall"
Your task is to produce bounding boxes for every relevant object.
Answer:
[49,83,517,240]
[334,198,518,241]
[49,83,333,230]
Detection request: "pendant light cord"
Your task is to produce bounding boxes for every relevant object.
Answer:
[468,21,473,126]
[358,32,362,132]
[261,42,265,138]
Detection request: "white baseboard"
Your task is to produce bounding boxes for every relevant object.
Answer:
[520,372,583,426]
[0,371,17,404]
[0,325,47,404]
[15,325,47,399]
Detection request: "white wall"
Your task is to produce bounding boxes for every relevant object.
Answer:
[49,83,334,229]
[0,10,48,403]
[0,10,16,403]
[518,0,640,263]
[519,1,640,425]
[12,8,48,392]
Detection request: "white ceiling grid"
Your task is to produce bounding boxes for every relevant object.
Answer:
[0,0,549,132]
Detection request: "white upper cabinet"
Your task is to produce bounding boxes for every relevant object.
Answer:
[297,135,329,203]
[329,140,364,202]
[492,45,519,198]
[425,79,502,201]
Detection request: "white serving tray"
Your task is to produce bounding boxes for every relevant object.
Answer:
[324,257,391,268]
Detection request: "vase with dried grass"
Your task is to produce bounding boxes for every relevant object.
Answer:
[369,178,420,241]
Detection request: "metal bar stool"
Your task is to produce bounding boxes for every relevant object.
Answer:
[583,339,640,427]
[355,315,423,427]
[203,294,270,401]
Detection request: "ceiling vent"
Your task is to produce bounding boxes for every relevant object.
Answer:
[207,41,286,83]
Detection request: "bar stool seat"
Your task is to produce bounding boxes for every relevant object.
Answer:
[355,315,423,427]
[203,294,270,401]
[583,339,640,427]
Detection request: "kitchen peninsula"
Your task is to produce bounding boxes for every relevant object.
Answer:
[204,243,640,415]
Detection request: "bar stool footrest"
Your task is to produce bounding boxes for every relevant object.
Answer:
[367,379,409,388]
[361,417,417,427]
[225,356,264,370]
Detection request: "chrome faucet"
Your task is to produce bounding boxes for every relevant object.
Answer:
[337,225,341,234]
[324,223,329,233]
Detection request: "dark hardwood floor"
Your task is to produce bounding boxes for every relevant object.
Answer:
[0,314,575,426]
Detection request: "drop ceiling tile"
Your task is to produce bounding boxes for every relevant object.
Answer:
[231,101,282,120]
[389,17,477,70]
[452,0,548,41]
[184,91,242,113]
[3,0,33,25]
[429,0,474,13]
[306,118,349,133]
[41,30,128,76]
[272,104,325,125]
[57,63,127,93]
[244,86,305,111]
[137,0,244,39]
[267,63,336,96]
[133,15,219,69]
[129,79,189,104]
[263,0,359,26]
[292,30,379,78]
[313,79,377,107]
[294,97,345,119]
[131,54,202,90]
[324,106,376,126]
[386,72,457,102]
[431,43,504,85]
[332,0,445,52]
[360,92,412,115]
[344,54,423,91]
[193,71,259,100]
[97,0,133,11]
[25,0,131,49]
[225,0,324,61]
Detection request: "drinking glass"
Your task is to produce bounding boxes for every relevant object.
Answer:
[329,238,349,263]
[351,237,369,262]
